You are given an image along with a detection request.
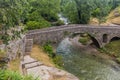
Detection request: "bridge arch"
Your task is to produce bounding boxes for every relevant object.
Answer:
[110,37,120,42]
[69,32,101,48]
[88,34,101,48]
[103,34,108,43]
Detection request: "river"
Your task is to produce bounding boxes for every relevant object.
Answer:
[58,14,69,25]
[56,38,120,80]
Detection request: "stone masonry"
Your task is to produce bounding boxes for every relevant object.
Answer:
[26,24,120,48]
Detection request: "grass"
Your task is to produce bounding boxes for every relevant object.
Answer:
[0,69,38,80]
[99,40,120,62]
[0,50,6,58]
[8,58,20,72]
[30,45,55,67]
[89,6,120,25]
[106,6,120,25]
[79,34,90,45]
[104,40,120,57]
[30,44,63,68]
[0,50,7,69]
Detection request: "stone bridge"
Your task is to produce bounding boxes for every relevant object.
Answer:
[26,24,120,48]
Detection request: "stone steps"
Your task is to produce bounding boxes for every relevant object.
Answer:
[21,55,43,75]
[25,61,43,69]
[21,55,79,80]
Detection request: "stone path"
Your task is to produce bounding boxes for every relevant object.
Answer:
[20,55,79,80]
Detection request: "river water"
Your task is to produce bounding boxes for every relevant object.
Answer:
[58,14,69,25]
[56,38,120,80]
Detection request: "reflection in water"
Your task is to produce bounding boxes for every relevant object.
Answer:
[56,38,120,80]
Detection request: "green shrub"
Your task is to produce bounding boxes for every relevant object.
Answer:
[26,20,51,30]
[43,44,54,57]
[53,20,64,26]
[42,13,59,22]
[53,55,63,67]
[0,70,39,80]
[43,43,63,67]
[79,37,90,45]
[27,11,43,22]
[0,50,5,56]
[100,40,120,57]
[79,34,91,45]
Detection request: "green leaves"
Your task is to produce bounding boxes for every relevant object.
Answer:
[0,0,29,44]
[0,70,39,80]
[26,21,51,30]
[61,0,120,24]
[43,43,54,57]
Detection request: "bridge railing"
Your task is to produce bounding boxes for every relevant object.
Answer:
[27,24,120,34]
[27,24,83,34]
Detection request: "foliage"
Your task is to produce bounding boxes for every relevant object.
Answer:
[43,43,63,67]
[0,0,29,44]
[43,43,54,57]
[0,49,7,69]
[26,0,61,25]
[99,40,120,63]
[0,49,5,56]
[79,37,90,45]
[29,0,60,21]
[0,0,61,43]
[0,70,39,80]
[53,55,63,67]
[79,34,90,45]
[53,20,65,26]
[61,0,120,24]
[26,21,51,30]
[1,0,120,43]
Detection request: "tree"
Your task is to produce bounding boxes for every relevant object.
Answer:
[25,0,61,30]
[0,0,29,44]
[61,0,120,24]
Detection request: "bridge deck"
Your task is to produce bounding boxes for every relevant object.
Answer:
[27,24,120,35]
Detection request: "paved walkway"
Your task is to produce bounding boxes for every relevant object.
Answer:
[20,55,79,80]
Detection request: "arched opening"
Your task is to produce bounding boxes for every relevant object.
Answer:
[89,36,100,48]
[103,34,108,43]
[70,33,81,38]
[69,33,100,48]
[110,37,120,42]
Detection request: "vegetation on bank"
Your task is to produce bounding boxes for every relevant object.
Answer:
[0,50,7,69]
[78,34,91,45]
[8,58,20,72]
[43,43,63,67]
[78,33,120,63]
[0,70,38,80]
[99,40,120,62]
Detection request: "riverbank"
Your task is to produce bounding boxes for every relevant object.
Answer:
[29,45,79,80]
[70,36,120,66]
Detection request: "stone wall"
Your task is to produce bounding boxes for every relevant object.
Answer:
[25,39,33,55]
[0,35,26,60]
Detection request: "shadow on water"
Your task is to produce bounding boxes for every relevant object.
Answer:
[56,38,120,80]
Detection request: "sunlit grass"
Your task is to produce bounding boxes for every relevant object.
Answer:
[30,45,55,67]
[8,58,20,72]
[99,40,120,62]
[104,40,120,57]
